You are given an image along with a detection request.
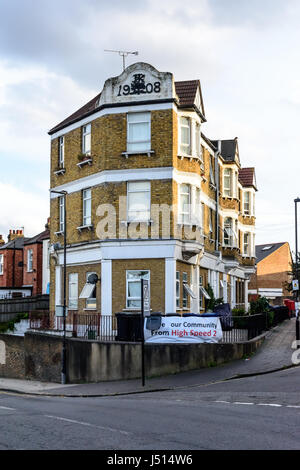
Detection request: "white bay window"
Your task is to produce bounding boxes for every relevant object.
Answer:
[82,123,91,155]
[68,273,78,309]
[180,117,191,155]
[83,188,92,226]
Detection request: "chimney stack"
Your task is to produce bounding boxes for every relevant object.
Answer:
[0,235,5,246]
[7,228,24,242]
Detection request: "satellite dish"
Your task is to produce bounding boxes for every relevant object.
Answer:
[87,273,99,284]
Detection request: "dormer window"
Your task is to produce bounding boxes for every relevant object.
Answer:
[82,123,91,155]
[127,112,151,153]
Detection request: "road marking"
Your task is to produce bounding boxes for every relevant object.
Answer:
[257,403,282,407]
[286,405,300,409]
[233,402,254,406]
[215,401,230,404]
[0,405,15,411]
[44,415,131,436]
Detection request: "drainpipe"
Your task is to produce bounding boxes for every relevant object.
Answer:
[215,141,221,252]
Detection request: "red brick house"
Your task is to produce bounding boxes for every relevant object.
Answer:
[0,226,50,298]
[23,229,50,296]
[248,242,293,305]
[0,230,28,293]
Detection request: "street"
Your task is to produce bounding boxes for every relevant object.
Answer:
[0,366,299,451]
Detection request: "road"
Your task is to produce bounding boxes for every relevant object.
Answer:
[0,367,299,451]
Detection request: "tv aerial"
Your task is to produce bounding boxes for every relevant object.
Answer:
[104,49,139,71]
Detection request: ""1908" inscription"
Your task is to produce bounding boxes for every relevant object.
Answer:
[117,73,161,96]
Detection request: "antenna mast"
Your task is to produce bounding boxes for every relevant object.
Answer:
[104,49,139,71]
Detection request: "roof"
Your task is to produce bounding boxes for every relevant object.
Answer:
[49,79,206,135]
[49,93,101,135]
[239,167,257,190]
[24,229,50,246]
[256,242,287,263]
[0,237,30,250]
[211,139,238,162]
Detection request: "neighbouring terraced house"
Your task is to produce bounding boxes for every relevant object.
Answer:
[48,62,257,319]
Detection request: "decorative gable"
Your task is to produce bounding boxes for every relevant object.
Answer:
[98,62,175,107]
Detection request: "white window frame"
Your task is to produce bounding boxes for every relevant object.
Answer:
[199,274,204,310]
[68,273,78,310]
[244,191,250,215]
[27,249,33,272]
[127,112,151,153]
[195,123,202,160]
[224,217,238,248]
[243,232,250,256]
[178,184,191,224]
[209,208,214,238]
[59,196,65,233]
[126,270,150,309]
[59,136,64,167]
[209,155,215,185]
[127,181,151,222]
[176,271,180,309]
[224,168,232,197]
[0,254,3,275]
[82,123,91,155]
[182,272,188,308]
[83,188,92,226]
[179,116,191,155]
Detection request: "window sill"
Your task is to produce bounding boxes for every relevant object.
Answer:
[209,182,216,190]
[83,308,97,311]
[54,231,64,236]
[77,224,94,232]
[122,150,154,158]
[178,154,203,163]
[77,158,93,168]
[54,168,66,176]
[121,220,153,226]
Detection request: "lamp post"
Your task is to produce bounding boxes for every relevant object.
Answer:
[50,189,67,384]
[294,197,300,347]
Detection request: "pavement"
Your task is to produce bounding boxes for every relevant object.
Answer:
[0,318,298,397]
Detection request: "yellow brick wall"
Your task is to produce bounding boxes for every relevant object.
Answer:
[112,259,165,314]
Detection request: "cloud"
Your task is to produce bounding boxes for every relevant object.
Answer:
[0,182,48,241]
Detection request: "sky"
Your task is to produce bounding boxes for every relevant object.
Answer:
[0,0,299,253]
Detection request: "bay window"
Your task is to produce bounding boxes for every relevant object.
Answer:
[182,272,188,308]
[243,232,250,256]
[178,184,191,224]
[224,168,232,197]
[127,181,151,222]
[224,217,237,247]
[180,117,191,155]
[126,270,150,309]
[244,191,250,215]
[127,112,151,152]
[195,123,202,159]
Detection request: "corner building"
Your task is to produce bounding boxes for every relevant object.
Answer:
[49,62,257,318]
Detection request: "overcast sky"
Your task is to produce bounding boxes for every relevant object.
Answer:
[0,0,299,253]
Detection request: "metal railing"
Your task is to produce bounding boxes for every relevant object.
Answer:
[27,308,289,343]
[29,312,117,341]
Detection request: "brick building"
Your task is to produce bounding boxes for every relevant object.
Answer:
[48,62,257,317]
[0,227,50,298]
[248,242,292,305]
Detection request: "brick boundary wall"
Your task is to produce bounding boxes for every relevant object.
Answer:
[0,331,266,384]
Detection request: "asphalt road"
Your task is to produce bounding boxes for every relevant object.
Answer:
[0,367,299,451]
